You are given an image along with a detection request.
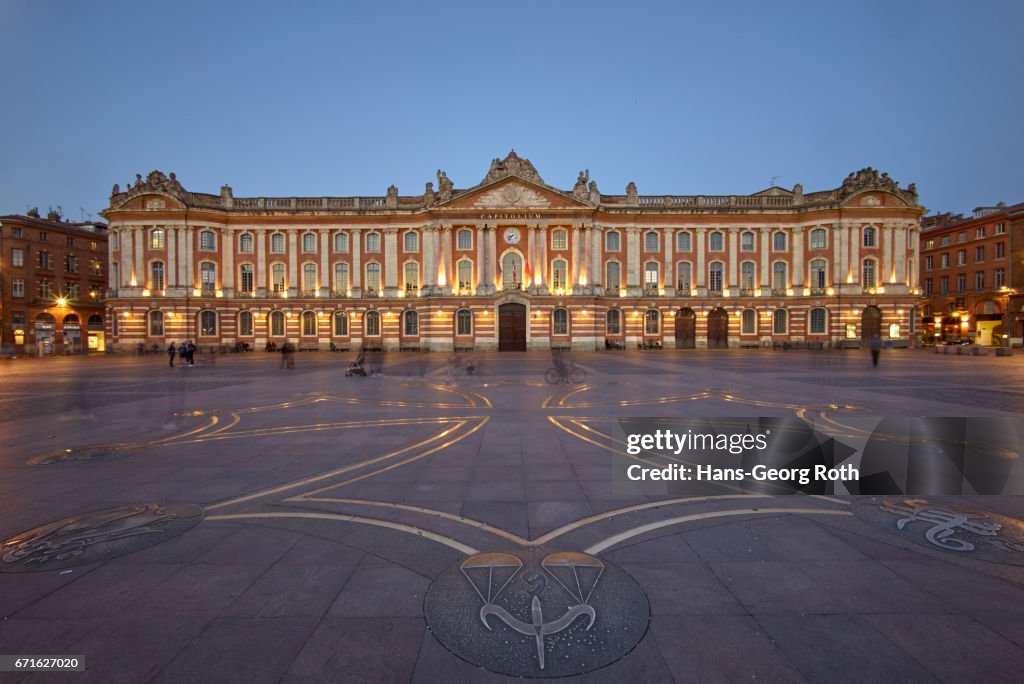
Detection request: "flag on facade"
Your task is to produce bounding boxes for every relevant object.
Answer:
[525,259,531,282]
[512,262,517,283]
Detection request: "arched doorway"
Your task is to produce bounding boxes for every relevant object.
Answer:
[34,312,57,356]
[861,306,882,342]
[707,308,729,349]
[498,302,526,351]
[63,314,82,353]
[675,307,696,349]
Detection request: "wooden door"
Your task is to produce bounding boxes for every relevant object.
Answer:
[675,308,696,349]
[707,308,729,349]
[498,303,527,351]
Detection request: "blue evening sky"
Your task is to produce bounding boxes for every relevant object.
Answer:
[1,0,1021,221]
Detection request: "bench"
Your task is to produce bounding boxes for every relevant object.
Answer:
[605,340,625,350]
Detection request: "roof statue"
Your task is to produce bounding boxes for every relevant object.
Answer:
[482,150,544,185]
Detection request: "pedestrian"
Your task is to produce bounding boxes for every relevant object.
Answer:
[167,342,177,367]
[280,341,295,369]
[870,334,882,367]
[186,340,196,366]
[178,341,188,366]
[137,341,145,356]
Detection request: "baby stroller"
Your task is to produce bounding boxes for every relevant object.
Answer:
[345,352,367,377]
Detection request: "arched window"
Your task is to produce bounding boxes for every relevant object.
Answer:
[862,258,877,289]
[151,261,165,290]
[606,262,621,292]
[365,232,381,252]
[302,233,316,253]
[239,233,254,253]
[809,259,827,290]
[271,233,285,253]
[302,311,317,336]
[644,262,659,291]
[365,310,381,336]
[552,308,569,335]
[501,252,522,289]
[457,229,473,250]
[334,263,349,293]
[740,262,755,291]
[150,228,165,249]
[404,262,419,291]
[552,259,568,289]
[810,228,827,250]
[200,231,216,250]
[741,309,756,334]
[269,311,285,336]
[199,310,217,336]
[272,263,286,293]
[456,309,472,336]
[334,311,348,336]
[863,226,877,248]
[239,264,254,293]
[772,231,787,251]
[552,229,568,250]
[709,262,724,292]
[404,231,419,252]
[606,309,621,335]
[645,309,660,335]
[403,310,418,336]
[149,310,164,336]
[644,231,659,252]
[772,262,787,292]
[606,231,620,251]
[333,232,349,252]
[709,231,724,251]
[676,231,692,251]
[366,263,381,293]
[809,307,828,334]
[741,231,755,251]
[238,311,253,336]
[773,309,788,334]
[676,262,692,292]
[200,262,216,293]
[457,260,473,291]
[303,263,317,292]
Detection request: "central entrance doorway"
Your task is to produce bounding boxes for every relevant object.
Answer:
[707,307,729,349]
[498,302,527,351]
[675,308,696,348]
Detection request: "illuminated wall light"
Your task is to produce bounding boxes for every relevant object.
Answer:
[193,288,201,296]
[215,290,224,298]
[786,288,794,296]
[142,289,151,296]
[826,288,835,296]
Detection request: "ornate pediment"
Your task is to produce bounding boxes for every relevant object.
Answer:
[439,177,589,211]
[481,150,544,185]
[838,167,918,206]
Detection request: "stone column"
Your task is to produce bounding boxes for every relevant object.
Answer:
[288,232,298,295]
[441,224,452,292]
[256,230,266,296]
[475,223,486,294]
[727,227,739,290]
[898,223,911,287]
[423,225,436,291]
[384,228,398,294]
[223,227,234,293]
[167,227,177,289]
[590,224,603,290]
[184,227,195,292]
[626,227,641,294]
[125,226,137,286]
[759,227,771,289]
[352,229,362,293]
[834,222,846,286]
[696,227,707,294]
[319,229,330,295]
[884,223,895,284]
[572,224,583,289]
[486,226,497,292]
[664,226,674,295]
[792,226,804,288]
[849,224,860,287]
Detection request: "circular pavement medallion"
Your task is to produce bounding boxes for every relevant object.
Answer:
[853,497,1024,565]
[424,547,649,677]
[0,502,205,572]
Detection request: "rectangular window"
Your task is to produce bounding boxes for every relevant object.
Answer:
[302,234,316,252]
[12,278,25,298]
[366,233,381,252]
[941,235,950,246]
[606,262,620,291]
[150,229,165,249]
[975,227,986,239]
[995,223,1006,235]
[925,256,933,270]
[957,250,966,266]
[809,230,827,250]
[240,265,254,292]
[741,233,755,251]
[12,227,23,238]
[957,231,967,243]
[924,278,933,296]
[239,234,254,253]
[12,248,24,267]
[334,233,349,252]
[956,273,966,294]
[940,276,949,295]
[271,234,285,253]
[996,242,1005,258]
[38,251,51,269]
[676,232,690,251]
[976,246,985,262]
[552,231,567,250]
[66,255,78,272]
[940,253,949,268]
[810,309,826,334]
[200,231,216,250]
[66,236,74,247]
[995,268,1005,288]
[457,230,473,250]
[457,260,473,290]
[39,231,47,242]
[773,232,787,251]
[606,231,621,251]
[975,272,985,292]
[925,239,934,249]
[201,263,216,293]
[68,283,79,300]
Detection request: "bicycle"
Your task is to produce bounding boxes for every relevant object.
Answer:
[545,360,586,385]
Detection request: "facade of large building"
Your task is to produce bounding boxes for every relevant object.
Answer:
[0,210,108,355]
[919,202,1024,345]
[101,154,924,352]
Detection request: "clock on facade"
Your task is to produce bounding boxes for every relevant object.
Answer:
[504,228,521,244]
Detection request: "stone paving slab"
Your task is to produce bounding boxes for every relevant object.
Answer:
[0,350,1023,681]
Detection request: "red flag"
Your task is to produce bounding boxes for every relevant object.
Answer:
[524,259,531,281]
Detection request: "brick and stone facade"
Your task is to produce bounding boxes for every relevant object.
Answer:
[100,155,924,352]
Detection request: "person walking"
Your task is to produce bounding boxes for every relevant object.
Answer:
[870,334,882,367]
[178,341,188,367]
[186,340,196,366]
[167,342,177,367]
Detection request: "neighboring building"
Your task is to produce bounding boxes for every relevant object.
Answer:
[0,209,108,354]
[100,155,923,352]
[919,202,1024,346]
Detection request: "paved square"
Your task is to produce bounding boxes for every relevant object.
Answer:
[1,348,1023,681]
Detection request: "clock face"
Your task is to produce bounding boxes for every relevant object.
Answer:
[504,229,521,244]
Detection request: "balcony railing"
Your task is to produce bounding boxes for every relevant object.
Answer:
[771,288,787,296]
[810,287,827,296]
[739,288,755,297]
[642,288,660,297]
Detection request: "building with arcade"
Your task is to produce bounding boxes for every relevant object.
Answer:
[100,153,924,352]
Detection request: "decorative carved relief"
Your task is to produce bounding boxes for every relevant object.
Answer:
[475,183,551,209]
